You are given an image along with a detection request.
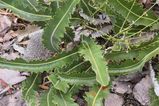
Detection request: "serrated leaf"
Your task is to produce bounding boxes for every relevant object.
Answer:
[40,88,78,106]
[43,0,80,52]
[105,34,156,62]
[7,0,46,12]
[107,0,158,26]
[49,74,70,93]
[56,60,96,85]
[103,1,127,33]
[54,80,70,93]
[22,74,40,106]
[79,37,110,86]
[23,0,45,12]
[85,85,109,106]
[108,36,159,74]
[0,49,79,72]
[58,71,96,85]
[0,0,52,21]
[79,0,95,16]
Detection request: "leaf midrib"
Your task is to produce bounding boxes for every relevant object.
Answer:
[0,52,78,66]
[24,74,39,99]
[50,0,77,50]
[109,45,159,73]
[82,41,105,84]
[0,1,51,19]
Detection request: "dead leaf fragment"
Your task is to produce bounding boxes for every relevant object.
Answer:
[1,52,20,60]
[105,94,124,106]
[112,81,132,94]
[133,75,152,105]
[0,15,12,36]
[0,69,26,85]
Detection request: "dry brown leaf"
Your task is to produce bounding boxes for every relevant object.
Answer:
[0,69,26,85]
[112,81,132,94]
[0,15,12,36]
[133,75,152,105]
[1,52,20,60]
[3,30,16,42]
[105,94,124,106]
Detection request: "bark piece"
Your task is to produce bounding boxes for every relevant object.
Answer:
[0,15,12,36]
[133,75,152,105]
[105,93,124,106]
[112,81,132,94]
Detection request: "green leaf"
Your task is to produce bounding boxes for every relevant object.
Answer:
[79,0,95,16]
[0,0,52,21]
[105,34,156,62]
[79,37,110,86]
[56,60,96,85]
[6,0,47,12]
[40,88,78,106]
[107,0,157,26]
[22,0,45,12]
[152,23,159,30]
[104,4,128,33]
[49,74,70,93]
[0,49,79,72]
[22,74,40,106]
[85,85,109,106]
[149,89,159,106]
[108,36,159,74]
[43,0,80,52]
[58,71,96,85]
[54,80,70,93]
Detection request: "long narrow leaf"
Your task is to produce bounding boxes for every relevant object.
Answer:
[107,0,157,26]
[0,0,52,21]
[0,50,79,72]
[79,37,110,86]
[108,36,159,74]
[43,0,80,52]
